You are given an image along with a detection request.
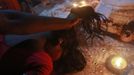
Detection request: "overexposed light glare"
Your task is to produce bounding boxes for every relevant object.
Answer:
[111,56,127,70]
[72,1,88,8]
[73,3,78,7]
[80,1,87,7]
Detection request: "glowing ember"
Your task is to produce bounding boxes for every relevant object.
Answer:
[111,56,127,70]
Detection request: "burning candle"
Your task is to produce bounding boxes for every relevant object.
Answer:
[106,55,128,74]
[111,56,127,70]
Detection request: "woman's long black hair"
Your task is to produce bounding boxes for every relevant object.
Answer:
[70,6,108,44]
[46,6,108,75]
[51,28,86,75]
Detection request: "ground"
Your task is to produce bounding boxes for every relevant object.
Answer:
[38,0,134,75]
[5,0,134,75]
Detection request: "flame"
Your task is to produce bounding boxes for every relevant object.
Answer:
[111,56,127,70]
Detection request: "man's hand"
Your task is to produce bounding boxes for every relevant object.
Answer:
[66,18,81,29]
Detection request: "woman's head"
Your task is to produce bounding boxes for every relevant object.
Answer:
[44,31,64,61]
[42,28,86,74]
[44,29,86,74]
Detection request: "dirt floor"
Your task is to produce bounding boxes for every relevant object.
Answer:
[35,0,134,75]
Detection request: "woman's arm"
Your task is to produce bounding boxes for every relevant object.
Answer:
[0,10,80,34]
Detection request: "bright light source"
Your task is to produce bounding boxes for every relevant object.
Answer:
[73,3,78,7]
[80,1,86,5]
[72,1,88,8]
[80,1,87,7]
[111,56,127,70]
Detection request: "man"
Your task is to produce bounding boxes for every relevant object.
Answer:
[0,10,80,75]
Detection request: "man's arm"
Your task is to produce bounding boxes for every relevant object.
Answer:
[0,10,80,34]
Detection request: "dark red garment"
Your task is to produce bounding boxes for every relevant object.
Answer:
[0,39,53,75]
[26,51,53,75]
[0,35,9,59]
[0,41,9,59]
[0,0,21,10]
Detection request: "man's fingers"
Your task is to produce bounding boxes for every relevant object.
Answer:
[71,18,81,26]
[75,18,81,25]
